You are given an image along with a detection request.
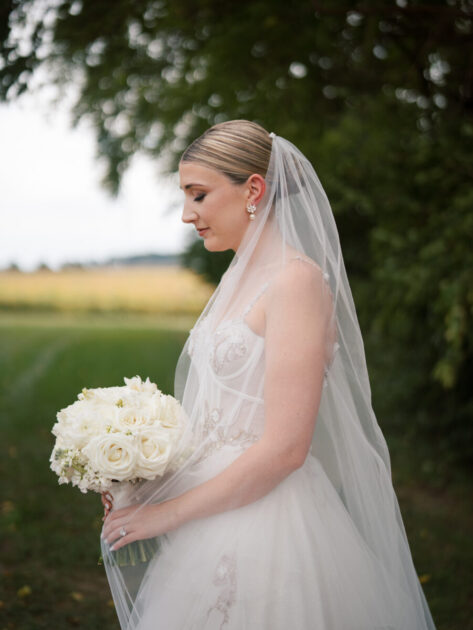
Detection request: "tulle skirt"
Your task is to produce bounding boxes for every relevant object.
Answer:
[126,445,426,630]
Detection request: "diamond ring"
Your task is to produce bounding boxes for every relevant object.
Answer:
[120,526,127,537]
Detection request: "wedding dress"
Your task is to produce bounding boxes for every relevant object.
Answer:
[102,130,436,630]
[116,258,426,630]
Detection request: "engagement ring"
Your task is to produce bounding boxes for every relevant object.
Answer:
[120,526,127,537]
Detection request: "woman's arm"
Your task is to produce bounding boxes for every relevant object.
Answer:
[103,261,331,549]
[171,261,329,520]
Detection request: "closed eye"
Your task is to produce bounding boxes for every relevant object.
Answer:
[194,193,206,202]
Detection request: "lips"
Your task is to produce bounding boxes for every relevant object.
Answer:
[197,227,209,236]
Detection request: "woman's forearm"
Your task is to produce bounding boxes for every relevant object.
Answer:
[168,440,303,530]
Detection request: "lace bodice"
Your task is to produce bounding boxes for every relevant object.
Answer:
[207,281,268,379]
[186,257,339,460]
[188,257,338,386]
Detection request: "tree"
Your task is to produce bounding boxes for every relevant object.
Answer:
[1,1,470,191]
[4,261,20,272]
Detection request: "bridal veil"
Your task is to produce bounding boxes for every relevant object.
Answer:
[101,121,436,630]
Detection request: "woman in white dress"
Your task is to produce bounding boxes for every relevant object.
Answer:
[101,120,436,629]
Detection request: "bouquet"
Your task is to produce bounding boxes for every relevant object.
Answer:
[50,375,191,565]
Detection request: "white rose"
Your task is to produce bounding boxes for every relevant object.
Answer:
[159,395,183,430]
[112,408,154,432]
[135,427,174,479]
[53,400,111,449]
[147,393,164,421]
[83,433,138,481]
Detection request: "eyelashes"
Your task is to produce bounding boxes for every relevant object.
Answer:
[194,193,206,202]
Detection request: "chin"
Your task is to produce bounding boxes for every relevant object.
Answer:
[205,244,224,253]
[204,238,226,252]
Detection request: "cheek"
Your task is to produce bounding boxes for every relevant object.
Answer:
[200,188,245,232]
[202,195,229,226]
[217,191,245,225]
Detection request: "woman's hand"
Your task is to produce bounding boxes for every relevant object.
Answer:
[101,500,178,551]
[101,491,113,521]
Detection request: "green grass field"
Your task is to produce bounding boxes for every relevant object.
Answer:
[0,310,471,629]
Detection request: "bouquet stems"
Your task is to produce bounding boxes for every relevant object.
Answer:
[103,480,164,567]
[113,536,162,567]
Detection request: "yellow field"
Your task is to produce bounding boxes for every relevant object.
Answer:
[0,265,215,317]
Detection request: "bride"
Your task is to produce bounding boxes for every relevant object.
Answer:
[101,120,436,629]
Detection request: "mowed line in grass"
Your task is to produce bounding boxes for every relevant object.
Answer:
[8,337,73,405]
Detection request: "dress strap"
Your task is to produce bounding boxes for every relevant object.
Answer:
[290,255,330,282]
[242,281,270,317]
[242,257,325,319]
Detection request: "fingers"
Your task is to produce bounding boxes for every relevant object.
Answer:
[106,523,133,548]
[101,492,114,521]
[101,492,113,511]
[101,504,142,547]
[102,518,119,542]
[101,514,135,549]
[101,496,111,509]
[110,531,135,552]
[102,508,134,541]
[103,490,113,502]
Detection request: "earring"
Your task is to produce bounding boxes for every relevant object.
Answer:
[246,202,256,221]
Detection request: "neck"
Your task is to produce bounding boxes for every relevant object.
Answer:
[245,215,284,271]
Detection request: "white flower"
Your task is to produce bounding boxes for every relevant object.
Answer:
[159,394,184,430]
[83,433,138,481]
[113,407,153,432]
[52,402,109,450]
[49,445,92,489]
[78,385,124,404]
[50,376,189,493]
[135,427,174,478]
[124,375,160,395]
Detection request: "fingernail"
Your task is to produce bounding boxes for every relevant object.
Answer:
[110,544,115,551]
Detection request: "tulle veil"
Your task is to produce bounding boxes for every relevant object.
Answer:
[100,129,436,630]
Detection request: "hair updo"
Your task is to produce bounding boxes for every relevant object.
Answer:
[180,120,272,184]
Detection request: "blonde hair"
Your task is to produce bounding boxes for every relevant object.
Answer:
[180,120,272,184]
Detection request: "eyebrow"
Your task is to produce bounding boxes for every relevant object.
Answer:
[179,182,206,190]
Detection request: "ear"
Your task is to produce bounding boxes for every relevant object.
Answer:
[246,174,266,206]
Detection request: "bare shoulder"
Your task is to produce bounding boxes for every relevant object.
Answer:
[261,256,333,338]
[267,256,325,302]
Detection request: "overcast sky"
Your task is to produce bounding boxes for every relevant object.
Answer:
[0,92,190,272]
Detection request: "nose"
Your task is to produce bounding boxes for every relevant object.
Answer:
[181,199,199,225]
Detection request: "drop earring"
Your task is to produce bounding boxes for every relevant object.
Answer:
[246,202,256,221]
